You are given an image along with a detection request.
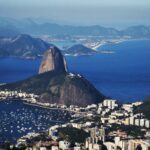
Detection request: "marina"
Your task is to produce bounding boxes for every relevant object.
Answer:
[0,100,73,145]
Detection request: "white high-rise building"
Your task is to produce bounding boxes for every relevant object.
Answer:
[129,116,135,125]
[135,119,140,126]
[145,120,150,128]
[103,99,118,109]
[59,141,71,150]
[140,119,145,127]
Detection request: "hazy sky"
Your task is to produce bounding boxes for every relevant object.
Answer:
[0,0,150,27]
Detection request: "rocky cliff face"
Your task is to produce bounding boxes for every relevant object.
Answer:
[0,71,105,107]
[0,47,105,106]
[39,47,67,74]
[38,72,104,106]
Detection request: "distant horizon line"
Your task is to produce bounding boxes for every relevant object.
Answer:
[0,16,150,30]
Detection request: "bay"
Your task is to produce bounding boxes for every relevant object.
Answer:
[0,39,150,101]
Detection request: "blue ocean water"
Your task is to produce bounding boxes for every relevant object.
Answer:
[52,40,77,50]
[0,57,41,83]
[66,39,150,102]
[0,39,150,102]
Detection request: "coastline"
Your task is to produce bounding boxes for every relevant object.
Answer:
[0,98,86,115]
[94,38,150,50]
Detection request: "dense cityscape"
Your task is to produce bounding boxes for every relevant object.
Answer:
[0,89,150,150]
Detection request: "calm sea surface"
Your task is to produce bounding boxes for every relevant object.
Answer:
[0,39,150,102]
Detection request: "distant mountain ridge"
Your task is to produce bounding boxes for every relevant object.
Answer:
[0,17,150,38]
[63,44,98,56]
[0,34,52,58]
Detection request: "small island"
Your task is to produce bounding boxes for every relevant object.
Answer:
[62,44,98,56]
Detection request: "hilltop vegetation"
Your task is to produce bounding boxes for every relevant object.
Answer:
[134,95,150,120]
[58,127,89,144]
[0,70,105,106]
[0,34,51,58]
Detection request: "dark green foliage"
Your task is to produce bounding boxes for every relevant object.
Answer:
[1,142,26,150]
[134,95,150,120]
[58,127,90,144]
[106,124,145,137]
[11,147,26,150]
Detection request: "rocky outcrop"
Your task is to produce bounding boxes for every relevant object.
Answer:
[63,44,98,56]
[39,47,67,74]
[0,71,105,107]
[38,72,105,106]
[0,47,105,106]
